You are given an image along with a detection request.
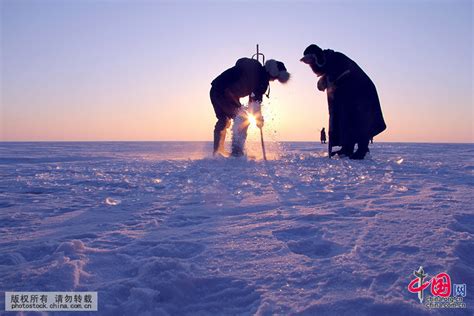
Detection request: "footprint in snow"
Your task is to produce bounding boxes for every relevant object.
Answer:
[336,207,379,218]
[124,241,205,259]
[273,227,347,259]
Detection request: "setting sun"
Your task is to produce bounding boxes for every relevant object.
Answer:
[247,113,257,128]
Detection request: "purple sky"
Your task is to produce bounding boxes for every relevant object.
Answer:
[1,0,472,142]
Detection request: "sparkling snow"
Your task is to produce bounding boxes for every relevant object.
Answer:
[0,142,472,315]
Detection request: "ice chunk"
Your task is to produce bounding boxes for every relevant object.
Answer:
[105,197,121,206]
[390,184,408,192]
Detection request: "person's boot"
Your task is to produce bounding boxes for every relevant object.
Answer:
[231,145,244,157]
[213,129,227,156]
[231,113,249,157]
[350,148,368,160]
[331,143,355,157]
[350,140,369,160]
[231,129,246,157]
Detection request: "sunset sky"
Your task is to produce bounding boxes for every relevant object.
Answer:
[1,0,472,142]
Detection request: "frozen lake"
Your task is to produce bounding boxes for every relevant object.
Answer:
[0,142,473,315]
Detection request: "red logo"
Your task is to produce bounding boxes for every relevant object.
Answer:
[408,266,452,303]
[408,277,430,293]
[430,273,451,297]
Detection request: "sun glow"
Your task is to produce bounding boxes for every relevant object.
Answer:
[247,113,257,128]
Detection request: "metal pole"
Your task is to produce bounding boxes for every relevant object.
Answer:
[252,44,265,64]
[260,127,267,161]
[255,44,267,161]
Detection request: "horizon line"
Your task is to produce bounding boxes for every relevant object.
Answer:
[1,140,473,145]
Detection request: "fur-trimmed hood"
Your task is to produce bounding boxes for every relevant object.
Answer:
[264,59,290,83]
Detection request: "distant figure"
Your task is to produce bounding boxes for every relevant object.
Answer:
[210,57,290,157]
[370,137,374,144]
[320,127,327,144]
[301,44,386,159]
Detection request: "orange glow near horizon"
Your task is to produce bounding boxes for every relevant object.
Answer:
[1,1,472,143]
[2,92,472,143]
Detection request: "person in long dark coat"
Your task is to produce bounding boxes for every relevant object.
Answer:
[210,57,290,156]
[320,127,327,144]
[300,44,386,159]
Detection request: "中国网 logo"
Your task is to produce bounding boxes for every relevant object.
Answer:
[407,266,467,309]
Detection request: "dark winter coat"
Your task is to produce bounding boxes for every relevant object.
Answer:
[211,58,269,119]
[315,50,386,148]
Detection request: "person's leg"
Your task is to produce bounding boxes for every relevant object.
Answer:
[330,142,354,157]
[340,143,355,156]
[213,118,231,155]
[231,111,250,157]
[210,87,232,155]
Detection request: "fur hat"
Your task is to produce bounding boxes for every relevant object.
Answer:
[300,44,326,67]
[303,44,322,56]
[264,59,290,83]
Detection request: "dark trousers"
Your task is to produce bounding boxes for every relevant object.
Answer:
[210,87,237,154]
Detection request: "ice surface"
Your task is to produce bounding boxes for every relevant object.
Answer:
[0,142,473,315]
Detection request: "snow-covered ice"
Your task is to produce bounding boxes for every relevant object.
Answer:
[0,142,473,315]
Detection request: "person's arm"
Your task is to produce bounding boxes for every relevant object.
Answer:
[213,67,242,108]
[224,88,242,108]
[251,99,264,128]
[251,73,269,127]
[250,83,266,103]
[325,51,352,86]
[317,75,328,91]
[248,96,264,128]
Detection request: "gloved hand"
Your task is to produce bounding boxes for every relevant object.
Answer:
[317,75,328,91]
